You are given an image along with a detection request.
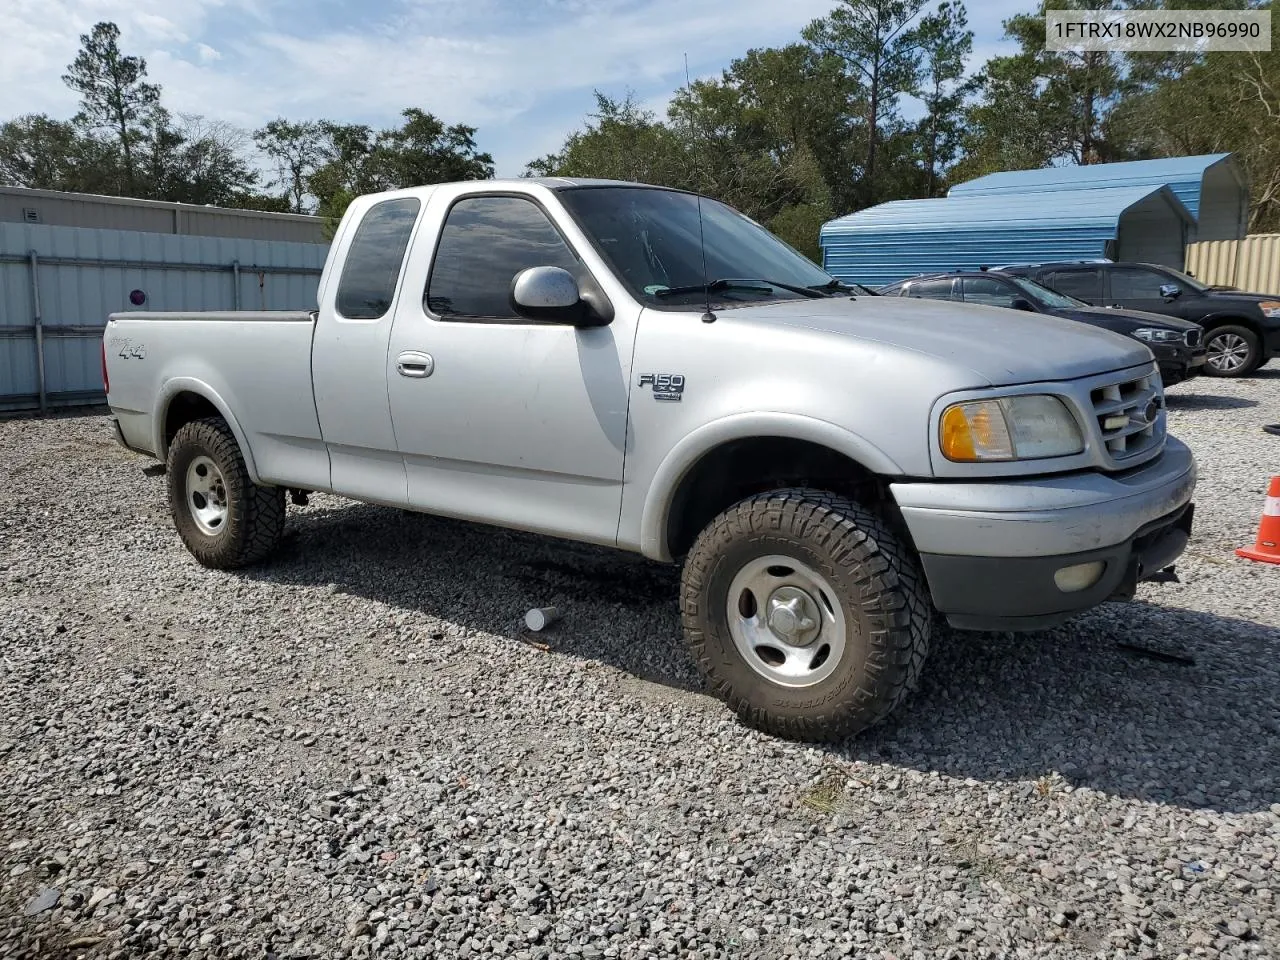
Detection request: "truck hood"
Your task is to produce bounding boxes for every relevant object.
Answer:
[735,296,1153,386]
[1199,288,1280,302]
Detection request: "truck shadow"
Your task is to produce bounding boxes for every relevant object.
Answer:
[247,502,1280,814]
[1163,393,1257,410]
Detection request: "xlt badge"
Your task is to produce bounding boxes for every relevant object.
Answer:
[638,373,685,402]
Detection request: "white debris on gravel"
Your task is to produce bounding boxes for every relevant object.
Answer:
[1,370,1278,960]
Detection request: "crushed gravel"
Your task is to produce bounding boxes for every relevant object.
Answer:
[2,369,1279,960]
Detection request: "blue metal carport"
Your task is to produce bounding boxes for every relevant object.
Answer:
[820,185,1193,287]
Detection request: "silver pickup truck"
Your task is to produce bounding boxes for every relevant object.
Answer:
[104,178,1196,741]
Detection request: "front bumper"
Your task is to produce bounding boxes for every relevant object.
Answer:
[1151,342,1205,383]
[891,437,1196,631]
[1265,325,1280,360]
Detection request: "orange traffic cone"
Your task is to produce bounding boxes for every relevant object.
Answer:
[1236,476,1280,565]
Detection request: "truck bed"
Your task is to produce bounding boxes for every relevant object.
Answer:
[105,310,330,491]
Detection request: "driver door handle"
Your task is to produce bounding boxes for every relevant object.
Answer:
[396,351,434,378]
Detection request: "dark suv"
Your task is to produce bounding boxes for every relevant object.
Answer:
[877,270,1205,385]
[999,261,1280,377]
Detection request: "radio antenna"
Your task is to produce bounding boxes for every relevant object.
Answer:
[683,53,715,324]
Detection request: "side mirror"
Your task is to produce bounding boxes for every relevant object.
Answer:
[1010,297,1036,312]
[510,266,608,326]
[1158,283,1181,299]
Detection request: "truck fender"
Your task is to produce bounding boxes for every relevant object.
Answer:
[638,412,904,561]
[153,377,263,485]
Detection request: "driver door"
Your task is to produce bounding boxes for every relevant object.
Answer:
[385,191,636,546]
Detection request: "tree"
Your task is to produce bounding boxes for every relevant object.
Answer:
[254,119,325,213]
[379,109,493,187]
[526,91,688,186]
[913,1,973,196]
[308,109,494,227]
[1112,39,1280,232]
[62,21,161,192]
[803,0,927,207]
[957,0,1134,181]
[0,114,117,193]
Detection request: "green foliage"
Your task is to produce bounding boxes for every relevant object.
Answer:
[0,114,118,193]
[61,22,161,192]
[254,119,326,214]
[305,109,494,227]
[913,1,974,195]
[803,0,930,206]
[769,202,835,262]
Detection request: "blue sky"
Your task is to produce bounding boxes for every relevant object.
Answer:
[2,0,1031,180]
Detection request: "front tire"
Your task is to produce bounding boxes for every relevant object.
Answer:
[1203,325,1261,377]
[167,417,285,569]
[680,489,931,742]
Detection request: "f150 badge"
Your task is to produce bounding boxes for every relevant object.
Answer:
[638,373,685,402]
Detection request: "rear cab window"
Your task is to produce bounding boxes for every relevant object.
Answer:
[336,198,422,320]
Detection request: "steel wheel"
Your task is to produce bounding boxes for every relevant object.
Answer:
[186,455,228,536]
[726,554,847,688]
[1206,332,1251,373]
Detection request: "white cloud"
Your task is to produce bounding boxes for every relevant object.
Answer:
[0,0,1020,178]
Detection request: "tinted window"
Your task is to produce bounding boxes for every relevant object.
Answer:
[1047,268,1103,301]
[1111,267,1169,299]
[904,279,954,300]
[427,196,578,319]
[961,276,1018,308]
[336,198,421,319]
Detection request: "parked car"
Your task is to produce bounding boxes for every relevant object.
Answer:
[876,270,1205,385]
[103,178,1195,742]
[997,260,1280,377]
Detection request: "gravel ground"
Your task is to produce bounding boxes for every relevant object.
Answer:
[2,370,1279,960]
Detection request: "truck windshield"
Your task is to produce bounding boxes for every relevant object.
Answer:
[557,186,836,306]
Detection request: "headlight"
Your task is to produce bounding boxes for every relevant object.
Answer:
[1131,327,1184,343]
[940,395,1084,462]
[1260,301,1280,318]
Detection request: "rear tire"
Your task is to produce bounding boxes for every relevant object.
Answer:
[680,489,931,742]
[167,417,285,569]
[1203,325,1261,377]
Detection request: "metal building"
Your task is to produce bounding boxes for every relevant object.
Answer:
[820,154,1249,287]
[1,186,326,243]
[1,222,327,413]
[821,185,1194,288]
[947,153,1248,243]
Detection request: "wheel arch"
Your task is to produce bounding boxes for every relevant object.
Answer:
[1199,313,1262,336]
[640,413,904,562]
[154,378,262,484]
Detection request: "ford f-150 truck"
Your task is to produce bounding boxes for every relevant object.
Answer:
[103,178,1197,742]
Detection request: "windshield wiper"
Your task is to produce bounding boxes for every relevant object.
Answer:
[808,279,868,296]
[653,278,824,299]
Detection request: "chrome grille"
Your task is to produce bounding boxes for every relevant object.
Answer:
[1185,329,1203,348]
[1090,371,1165,462]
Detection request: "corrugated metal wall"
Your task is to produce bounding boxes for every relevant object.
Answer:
[1185,234,1280,293]
[0,223,327,413]
[1,186,327,243]
[820,187,1189,286]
